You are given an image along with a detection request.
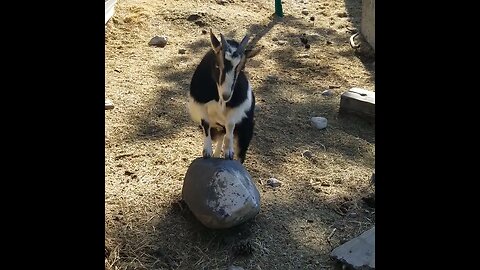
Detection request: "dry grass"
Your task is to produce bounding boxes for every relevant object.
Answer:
[105,0,375,269]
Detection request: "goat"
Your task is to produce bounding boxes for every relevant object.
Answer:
[187,29,261,163]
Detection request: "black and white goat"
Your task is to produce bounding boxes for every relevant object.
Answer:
[188,30,261,163]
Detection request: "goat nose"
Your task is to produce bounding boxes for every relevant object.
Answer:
[222,93,231,101]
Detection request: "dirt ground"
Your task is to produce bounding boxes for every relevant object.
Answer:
[105,0,375,269]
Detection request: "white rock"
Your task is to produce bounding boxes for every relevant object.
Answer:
[266,177,282,187]
[322,89,333,96]
[311,117,328,129]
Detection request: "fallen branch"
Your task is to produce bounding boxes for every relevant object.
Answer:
[326,227,337,246]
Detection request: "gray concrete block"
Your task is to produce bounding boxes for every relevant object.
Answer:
[339,88,375,121]
[182,157,261,229]
[361,0,375,51]
[331,226,375,269]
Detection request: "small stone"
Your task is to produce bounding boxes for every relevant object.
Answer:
[187,14,201,21]
[322,89,333,96]
[304,44,311,49]
[201,29,207,34]
[302,150,313,159]
[195,20,206,27]
[311,117,327,129]
[310,16,315,21]
[178,48,186,54]
[326,40,332,45]
[277,40,287,45]
[105,99,114,110]
[302,9,309,15]
[298,53,309,58]
[307,219,314,223]
[272,37,279,41]
[300,36,308,45]
[321,182,330,187]
[148,36,168,47]
[337,12,348,18]
[266,178,282,188]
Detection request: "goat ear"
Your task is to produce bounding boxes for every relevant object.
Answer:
[210,29,221,53]
[245,47,262,59]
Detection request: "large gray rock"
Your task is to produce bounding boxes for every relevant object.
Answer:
[331,226,375,269]
[182,157,261,229]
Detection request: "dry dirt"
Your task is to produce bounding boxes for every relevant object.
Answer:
[105,0,375,269]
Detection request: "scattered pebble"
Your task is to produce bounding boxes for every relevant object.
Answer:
[302,150,314,159]
[201,29,207,34]
[195,20,206,27]
[300,35,308,45]
[272,37,279,41]
[322,89,333,96]
[311,117,327,129]
[304,44,310,49]
[148,36,168,47]
[266,178,282,188]
[337,12,348,18]
[310,16,315,21]
[302,9,309,15]
[178,48,186,54]
[187,14,201,21]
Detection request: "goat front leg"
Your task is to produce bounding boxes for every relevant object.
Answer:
[201,119,213,158]
[223,122,235,160]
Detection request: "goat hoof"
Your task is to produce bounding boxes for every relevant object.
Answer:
[224,150,234,160]
[202,149,212,158]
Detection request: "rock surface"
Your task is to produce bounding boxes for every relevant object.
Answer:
[182,157,261,229]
